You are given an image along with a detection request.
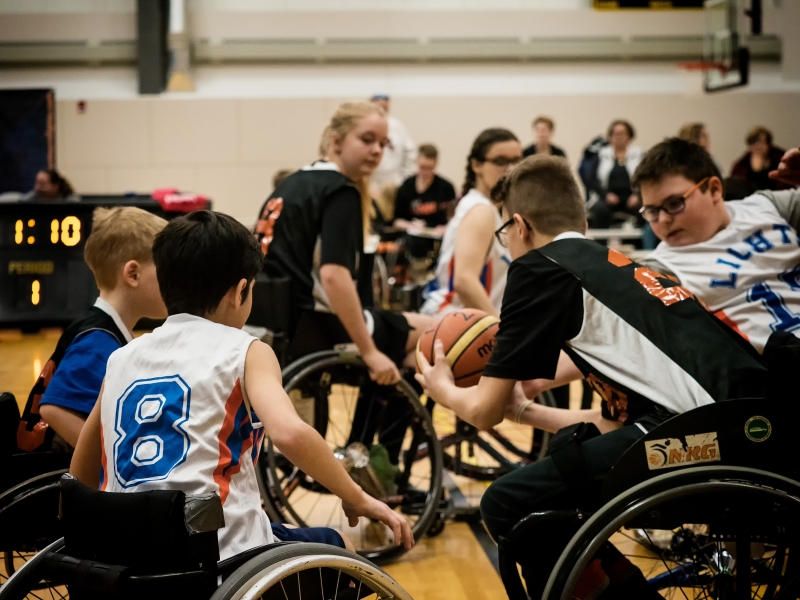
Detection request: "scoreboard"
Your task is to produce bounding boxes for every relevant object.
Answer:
[0,196,209,328]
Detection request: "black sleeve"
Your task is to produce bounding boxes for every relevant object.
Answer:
[393,178,415,221]
[483,254,584,381]
[320,186,362,277]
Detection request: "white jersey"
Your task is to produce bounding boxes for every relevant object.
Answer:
[99,314,271,560]
[649,193,800,353]
[421,189,511,315]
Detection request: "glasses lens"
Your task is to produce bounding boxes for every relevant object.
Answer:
[663,197,686,215]
[641,208,660,223]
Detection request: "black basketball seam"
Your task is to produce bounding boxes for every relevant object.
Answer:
[450,320,497,373]
[455,366,489,382]
[429,317,446,361]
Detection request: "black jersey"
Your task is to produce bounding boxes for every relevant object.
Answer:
[484,234,767,426]
[394,174,455,228]
[258,162,363,329]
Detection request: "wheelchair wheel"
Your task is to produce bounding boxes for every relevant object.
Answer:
[543,466,800,600]
[0,469,66,582]
[433,391,556,511]
[0,538,69,600]
[260,351,443,563]
[211,542,412,600]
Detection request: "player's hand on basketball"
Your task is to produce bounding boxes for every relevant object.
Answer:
[606,192,620,206]
[363,348,401,385]
[342,493,415,550]
[414,340,455,405]
[769,147,800,186]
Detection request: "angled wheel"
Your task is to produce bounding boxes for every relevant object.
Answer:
[0,538,69,600]
[259,351,443,563]
[211,542,412,600]
[543,466,800,600]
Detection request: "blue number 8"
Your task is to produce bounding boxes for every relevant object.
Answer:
[113,376,191,488]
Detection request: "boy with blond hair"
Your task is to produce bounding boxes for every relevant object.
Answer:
[17,207,167,452]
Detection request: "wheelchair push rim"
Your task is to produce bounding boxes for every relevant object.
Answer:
[543,466,800,600]
[211,543,413,600]
[260,351,444,563]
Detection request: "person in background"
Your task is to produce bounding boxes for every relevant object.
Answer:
[21,169,78,202]
[588,120,644,229]
[369,94,417,193]
[731,126,789,191]
[421,128,520,318]
[522,116,566,159]
[678,122,710,151]
[393,144,456,235]
[272,169,294,192]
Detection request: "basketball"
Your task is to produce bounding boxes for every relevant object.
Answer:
[415,309,500,388]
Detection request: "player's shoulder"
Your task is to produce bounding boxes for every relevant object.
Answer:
[727,192,781,219]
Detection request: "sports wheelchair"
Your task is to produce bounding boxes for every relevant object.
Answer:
[0,474,412,600]
[248,277,558,553]
[497,398,800,600]
[0,392,72,583]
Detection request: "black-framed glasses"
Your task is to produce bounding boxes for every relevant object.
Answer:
[484,156,523,168]
[495,216,532,247]
[639,177,710,223]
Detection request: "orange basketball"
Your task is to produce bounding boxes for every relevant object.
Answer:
[415,308,500,388]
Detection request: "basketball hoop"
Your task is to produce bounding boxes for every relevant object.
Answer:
[677,61,729,74]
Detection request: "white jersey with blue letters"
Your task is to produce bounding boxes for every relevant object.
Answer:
[99,314,272,560]
[649,192,800,353]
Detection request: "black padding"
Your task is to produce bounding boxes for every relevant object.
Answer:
[0,392,20,458]
[547,422,601,500]
[59,476,219,573]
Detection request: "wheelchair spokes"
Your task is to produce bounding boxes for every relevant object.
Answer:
[261,354,442,562]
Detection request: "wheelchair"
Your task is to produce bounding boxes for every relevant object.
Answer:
[0,392,72,583]
[497,398,800,600]
[246,276,446,563]
[0,474,413,600]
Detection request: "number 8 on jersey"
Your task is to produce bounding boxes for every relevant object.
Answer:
[113,375,191,488]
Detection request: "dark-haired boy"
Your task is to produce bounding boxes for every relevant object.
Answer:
[635,137,800,353]
[417,155,767,598]
[71,211,413,559]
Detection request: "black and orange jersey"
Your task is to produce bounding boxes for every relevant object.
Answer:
[484,233,767,426]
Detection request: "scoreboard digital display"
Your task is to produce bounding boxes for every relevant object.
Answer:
[0,196,210,328]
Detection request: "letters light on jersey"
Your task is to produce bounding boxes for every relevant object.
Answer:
[645,432,720,470]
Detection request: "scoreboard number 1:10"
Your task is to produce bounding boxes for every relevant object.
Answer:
[14,216,81,247]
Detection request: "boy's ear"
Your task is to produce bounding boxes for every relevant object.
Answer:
[121,260,141,288]
[708,176,724,203]
[234,278,249,308]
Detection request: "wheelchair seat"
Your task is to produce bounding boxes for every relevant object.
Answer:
[1,475,413,600]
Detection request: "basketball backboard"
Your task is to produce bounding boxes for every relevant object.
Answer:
[703,0,750,92]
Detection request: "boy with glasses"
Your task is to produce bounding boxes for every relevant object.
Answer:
[636,137,800,353]
[417,154,767,600]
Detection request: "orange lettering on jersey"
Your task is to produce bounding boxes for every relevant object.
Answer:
[607,249,632,267]
[255,197,284,256]
[586,373,629,424]
[634,267,695,307]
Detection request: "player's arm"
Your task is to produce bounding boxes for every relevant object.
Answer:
[69,383,104,489]
[520,351,583,399]
[244,341,413,550]
[507,382,621,434]
[763,187,800,233]
[451,203,500,317]
[39,405,86,448]
[416,341,514,430]
[319,188,400,385]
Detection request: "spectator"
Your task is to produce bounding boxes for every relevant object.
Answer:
[731,126,789,191]
[678,122,710,150]
[21,169,78,202]
[272,169,294,191]
[522,116,566,159]
[369,94,417,192]
[393,144,456,234]
[421,128,520,318]
[588,120,644,229]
